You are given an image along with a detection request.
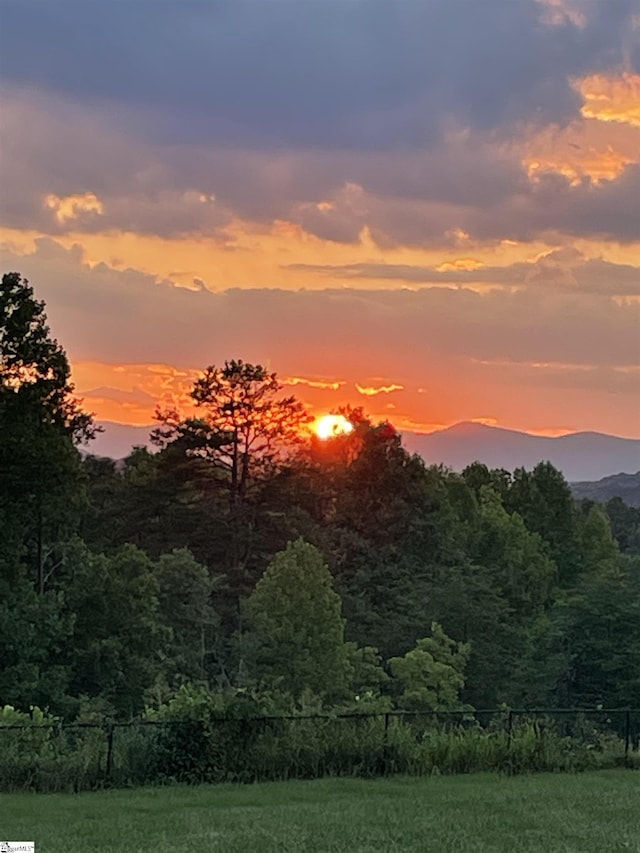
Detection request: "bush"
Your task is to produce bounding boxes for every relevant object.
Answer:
[0,705,105,792]
[0,699,635,792]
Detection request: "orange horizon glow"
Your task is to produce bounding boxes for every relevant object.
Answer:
[66,356,640,441]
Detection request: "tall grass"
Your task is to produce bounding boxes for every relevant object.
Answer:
[0,724,106,792]
[1,711,635,792]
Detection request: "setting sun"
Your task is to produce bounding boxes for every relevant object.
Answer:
[314,414,354,440]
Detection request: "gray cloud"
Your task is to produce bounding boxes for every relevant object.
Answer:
[1,0,639,246]
[1,0,637,152]
[354,165,640,246]
[286,248,640,295]
[0,87,236,238]
[2,85,639,247]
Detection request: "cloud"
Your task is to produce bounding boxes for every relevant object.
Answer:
[3,233,633,435]
[0,87,235,238]
[283,377,346,391]
[1,1,639,253]
[0,85,525,242]
[2,71,639,248]
[356,383,405,396]
[45,192,104,225]
[576,72,640,126]
[4,0,630,150]
[2,237,637,378]
[286,248,640,295]
[536,0,589,29]
[473,359,640,395]
[78,385,163,425]
[71,362,202,425]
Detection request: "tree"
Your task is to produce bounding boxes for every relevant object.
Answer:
[473,486,555,617]
[388,622,470,711]
[153,360,310,512]
[546,559,640,708]
[297,408,448,662]
[64,542,170,718]
[446,487,557,706]
[462,462,511,503]
[243,539,352,702]
[344,643,390,710]
[81,446,221,563]
[153,360,311,611]
[0,513,73,712]
[506,463,581,585]
[1,272,93,441]
[543,507,640,707]
[154,548,218,685]
[604,497,640,555]
[1,272,95,593]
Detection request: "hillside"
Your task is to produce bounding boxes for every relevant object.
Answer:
[570,472,640,507]
[87,422,155,460]
[402,422,640,482]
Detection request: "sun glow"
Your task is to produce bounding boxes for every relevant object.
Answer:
[314,414,354,440]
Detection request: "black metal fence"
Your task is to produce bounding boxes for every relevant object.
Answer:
[1,708,638,792]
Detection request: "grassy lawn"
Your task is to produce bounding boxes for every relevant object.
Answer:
[1,771,638,853]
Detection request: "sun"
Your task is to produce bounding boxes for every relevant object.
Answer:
[314,414,354,440]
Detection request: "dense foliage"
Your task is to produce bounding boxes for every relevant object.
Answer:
[1,702,634,793]
[2,273,640,729]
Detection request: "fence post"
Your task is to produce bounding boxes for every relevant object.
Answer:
[506,710,514,774]
[105,724,115,782]
[383,712,391,776]
[624,710,630,758]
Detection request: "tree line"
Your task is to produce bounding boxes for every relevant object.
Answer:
[2,271,639,722]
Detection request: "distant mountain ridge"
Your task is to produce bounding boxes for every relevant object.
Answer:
[398,422,640,482]
[88,422,156,460]
[570,472,640,508]
[87,420,640,483]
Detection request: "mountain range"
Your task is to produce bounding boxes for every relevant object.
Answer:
[87,420,640,484]
[401,422,640,483]
[570,472,640,508]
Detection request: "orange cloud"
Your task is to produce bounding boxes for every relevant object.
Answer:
[526,147,635,185]
[521,114,640,186]
[3,233,639,439]
[516,73,640,187]
[74,362,353,426]
[69,354,640,441]
[471,358,596,371]
[73,360,200,424]
[283,376,346,391]
[522,426,574,437]
[435,258,484,272]
[356,382,404,396]
[470,417,499,426]
[44,192,104,224]
[0,220,567,297]
[575,73,640,128]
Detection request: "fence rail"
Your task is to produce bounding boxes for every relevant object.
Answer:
[2,708,638,792]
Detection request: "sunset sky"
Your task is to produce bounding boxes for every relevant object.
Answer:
[1,0,639,438]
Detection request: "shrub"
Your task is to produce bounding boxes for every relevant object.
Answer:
[0,705,104,792]
[0,699,634,792]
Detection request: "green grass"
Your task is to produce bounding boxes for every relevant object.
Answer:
[1,771,638,852]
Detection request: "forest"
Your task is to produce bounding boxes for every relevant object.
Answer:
[2,271,640,725]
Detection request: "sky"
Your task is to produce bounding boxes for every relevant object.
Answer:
[0,0,639,438]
